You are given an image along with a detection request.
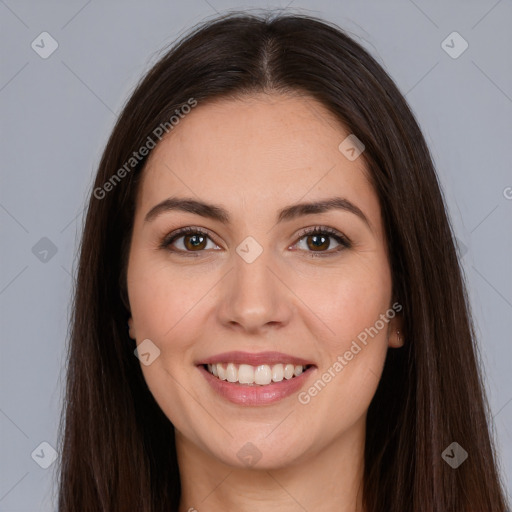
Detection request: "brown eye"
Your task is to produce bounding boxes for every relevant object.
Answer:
[305,233,331,251]
[294,227,351,256]
[182,233,208,251]
[162,228,219,253]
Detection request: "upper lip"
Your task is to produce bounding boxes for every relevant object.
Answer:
[197,351,315,367]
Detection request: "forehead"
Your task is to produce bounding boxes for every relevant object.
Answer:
[136,93,379,226]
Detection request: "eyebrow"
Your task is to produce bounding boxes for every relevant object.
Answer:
[144,196,371,230]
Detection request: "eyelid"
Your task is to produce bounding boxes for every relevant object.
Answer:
[291,225,352,255]
[160,226,222,251]
[293,225,350,244]
[161,225,351,255]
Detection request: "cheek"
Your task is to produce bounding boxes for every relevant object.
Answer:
[127,248,207,342]
[290,253,392,411]
[126,250,213,429]
[291,253,392,351]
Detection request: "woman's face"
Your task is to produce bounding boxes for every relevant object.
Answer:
[127,93,403,469]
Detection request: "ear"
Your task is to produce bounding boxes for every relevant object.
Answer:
[127,317,136,340]
[388,313,404,348]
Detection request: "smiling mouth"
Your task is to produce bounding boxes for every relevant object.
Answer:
[203,362,314,386]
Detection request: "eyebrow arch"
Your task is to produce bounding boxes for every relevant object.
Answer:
[144,196,371,230]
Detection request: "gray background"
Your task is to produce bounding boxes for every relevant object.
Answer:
[1,0,511,510]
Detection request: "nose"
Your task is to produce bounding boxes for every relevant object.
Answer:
[217,249,293,334]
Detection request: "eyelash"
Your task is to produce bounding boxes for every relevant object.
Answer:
[160,225,351,258]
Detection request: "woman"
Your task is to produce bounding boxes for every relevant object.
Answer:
[57,11,509,512]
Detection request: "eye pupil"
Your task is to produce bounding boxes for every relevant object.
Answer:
[185,234,207,250]
[307,234,329,251]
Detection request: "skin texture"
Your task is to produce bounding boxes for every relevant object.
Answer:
[126,93,404,512]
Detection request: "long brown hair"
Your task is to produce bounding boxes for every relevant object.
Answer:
[57,11,509,511]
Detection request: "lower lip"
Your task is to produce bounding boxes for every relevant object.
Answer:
[198,365,315,406]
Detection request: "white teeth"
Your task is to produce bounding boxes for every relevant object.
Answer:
[217,364,227,381]
[206,362,309,385]
[272,363,284,382]
[238,364,254,384]
[226,363,237,383]
[284,364,295,380]
[254,365,272,385]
